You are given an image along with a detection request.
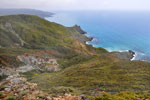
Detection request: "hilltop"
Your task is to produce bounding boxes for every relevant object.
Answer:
[0,9,53,18]
[0,15,150,100]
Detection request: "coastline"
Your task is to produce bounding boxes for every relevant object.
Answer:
[131,52,137,61]
[71,24,148,62]
[85,33,136,61]
[44,15,144,62]
[45,11,150,63]
[77,26,149,62]
[85,36,97,48]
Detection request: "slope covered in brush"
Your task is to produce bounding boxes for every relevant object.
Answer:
[25,55,150,96]
[0,14,150,100]
[0,14,108,70]
[0,15,89,49]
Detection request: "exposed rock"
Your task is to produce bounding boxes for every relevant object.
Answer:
[0,52,63,100]
[72,25,87,34]
[110,50,135,60]
[129,50,135,56]
[0,73,48,99]
[0,73,82,100]
[17,53,60,72]
[0,67,16,76]
[16,65,35,73]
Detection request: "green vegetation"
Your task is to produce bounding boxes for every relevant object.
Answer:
[0,14,150,99]
[5,94,19,100]
[0,14,96,69]
[0,47,36,56]
[95,91,150,100]
[0,74,7,81]
[24,55,150,96]
[0,14,88,50]
[94,47,108,53]
[6,97,18,100]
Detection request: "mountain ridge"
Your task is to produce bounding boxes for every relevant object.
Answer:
[0,8,53,18]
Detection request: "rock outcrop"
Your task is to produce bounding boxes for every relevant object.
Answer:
[110,50,135,60]
[72,25,87,34]
[0,73,82,100]
[17,53,60,72]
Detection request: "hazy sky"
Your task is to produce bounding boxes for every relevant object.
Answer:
[0,0,150,11]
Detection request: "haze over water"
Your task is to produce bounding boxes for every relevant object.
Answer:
[46,11,150,61]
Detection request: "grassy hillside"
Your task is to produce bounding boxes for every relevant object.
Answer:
[95,91,150,100]
[0,14,98,68]
[0,15,70,48]
[0,15,109,70]
[0,15,150,99]
[0,15,90,49]
[24,55,150,96]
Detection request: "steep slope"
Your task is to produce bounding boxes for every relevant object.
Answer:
[0,15,87,48]
[0,15,109,80]
[0,15,104,71]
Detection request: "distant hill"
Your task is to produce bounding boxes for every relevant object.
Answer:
[0,8,53,18]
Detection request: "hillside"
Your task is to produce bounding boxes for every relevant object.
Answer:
[0,15,150,100]
[0,9,53,18]
[25,55,150,96]
[0,15,92,49]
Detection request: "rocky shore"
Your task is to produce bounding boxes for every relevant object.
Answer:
[83,31,135,60]
[110,50,135,60]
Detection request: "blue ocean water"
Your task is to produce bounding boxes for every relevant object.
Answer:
[46,11,150,61]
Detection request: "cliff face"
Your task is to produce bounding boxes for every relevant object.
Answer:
[0,15,150,100]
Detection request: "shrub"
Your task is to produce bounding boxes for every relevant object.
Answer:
[6,97,18,100]
[95,91,150,100]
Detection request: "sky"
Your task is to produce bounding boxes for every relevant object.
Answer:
[0,0,150,11]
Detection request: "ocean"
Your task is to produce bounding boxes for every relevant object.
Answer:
[46,11,150,61]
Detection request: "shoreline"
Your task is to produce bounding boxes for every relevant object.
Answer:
[81,27,149,62]
[85,35,97,48]
[85,34,136,60]
[44,15,146,62]
[131,52,137,61]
